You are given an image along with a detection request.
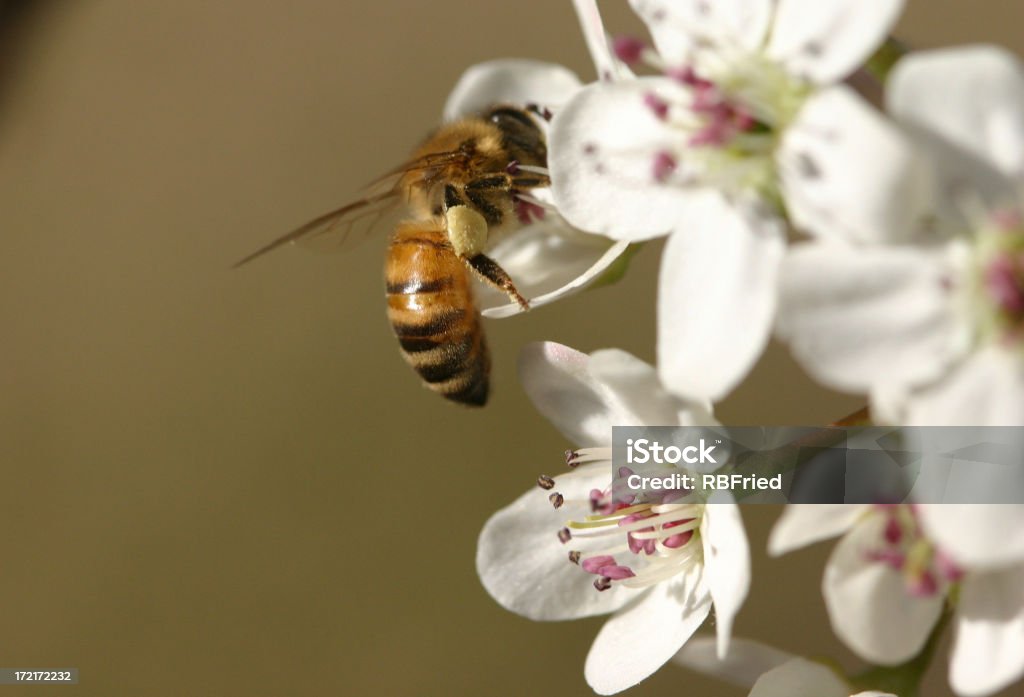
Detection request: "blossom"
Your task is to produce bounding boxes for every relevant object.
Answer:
[443,57,629,318]
[547,0,907,402]
[770,503,1024,696]
[776,46,1024,425]
[476,342,749,694]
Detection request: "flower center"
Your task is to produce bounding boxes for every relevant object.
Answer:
[864,505,963,597]
[971,208,1024,349]
[615,36,810,207]
[541,449,703,592]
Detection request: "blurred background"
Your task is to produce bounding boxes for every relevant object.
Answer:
[0,1,1019,695]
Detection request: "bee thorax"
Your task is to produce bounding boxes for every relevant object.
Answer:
[445,205,488,258]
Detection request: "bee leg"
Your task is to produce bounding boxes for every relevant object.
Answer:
[464,254,529,310]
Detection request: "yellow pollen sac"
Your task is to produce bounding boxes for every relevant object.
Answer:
[445,205,488,257]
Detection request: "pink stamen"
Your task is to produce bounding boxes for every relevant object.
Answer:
[866,548,905,569]
[908,570,939,597]
[884,515,903,544]
[515,198,546,225]
[934,550,965,582]
[581,555,616,574]
[652,151,676,183]
[612,35,647,65]
[666,65,713,89]
[985,254,1024,316]
[643,92,669,121]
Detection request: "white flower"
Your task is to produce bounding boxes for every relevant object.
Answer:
[476,341,749,694]
[777,46,1024,425]
[770,503,1024,697]
[440,59,631,318]
[547,0,906,402]
[749,657,894,697]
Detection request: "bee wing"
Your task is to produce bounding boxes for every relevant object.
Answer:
[233,148,467,268]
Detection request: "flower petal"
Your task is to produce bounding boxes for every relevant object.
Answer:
[572,0,634,81]
[657,196,785,402]
[701,498,750,657]
[776,242,967,396]
[949,566,1024,697]
[443,59,582,122]
[628,0,772,66]
[823,512,944,664]
[518,342,700,444]
[888,45,1024,180]
[673,636,795,689]
[768,0,904,84]
[584,565,711,694]
[748,658,851,697]
[549,78,695,241]
[916,504,1024,570]
[779,86,933,245]
[476,463,636,621]
[481,224,630,318]
[768,504,867,556]
[903,345,1024,427]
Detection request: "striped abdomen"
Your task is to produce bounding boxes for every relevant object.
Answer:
[384,221,490,406]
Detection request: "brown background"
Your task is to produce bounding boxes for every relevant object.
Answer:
[0,1,1018,695]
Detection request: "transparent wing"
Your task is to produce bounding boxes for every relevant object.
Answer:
[233,148,468,268]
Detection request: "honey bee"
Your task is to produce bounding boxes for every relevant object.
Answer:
[236,105,551,406]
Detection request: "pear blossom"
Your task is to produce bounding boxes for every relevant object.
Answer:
[776,46,1024,425]
[770,503,1024,696]
[442,59,630,318]
[548,0,909,402]
[476,342,749,694]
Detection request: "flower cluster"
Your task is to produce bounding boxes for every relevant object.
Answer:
[438,1,1024,695]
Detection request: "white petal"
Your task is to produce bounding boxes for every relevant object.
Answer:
[917,504,1024,570]
[904,346,1024,427]
[518,342,613,445]
[823,512,944,664]
[768,504,868,556]
[477,464,636,620]
[549,78,695,241]
[481,223,630,318]
[701,499,750,657]
[768,0,904,84]
[572,0,634,81]
[776,242,967,395]
[585,565,711,694]
[588,348,707,426]
[673,636,795,689]
[443,60,582,121]
[949,567,1024,697]
[889,45,1024,180]
[628,0,772,66]
[749,657,851,697]
[518,342,696,445]
[779,86,933,244]
[657,196,785,402]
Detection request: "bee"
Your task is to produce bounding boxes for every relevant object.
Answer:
[235,105,551,406]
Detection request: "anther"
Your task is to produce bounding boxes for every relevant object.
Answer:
[558,527,572,544]
[569,550,581,564]
[549,492,564,508]
[594,576,613,592]
[652,151,677,183]
[565,450,580,467]
[643,92,669,121]
[612,35,647,65]
[537,474,556,490]
[506,160,520,175]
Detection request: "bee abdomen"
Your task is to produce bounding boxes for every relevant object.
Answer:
[385,222,490,407]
